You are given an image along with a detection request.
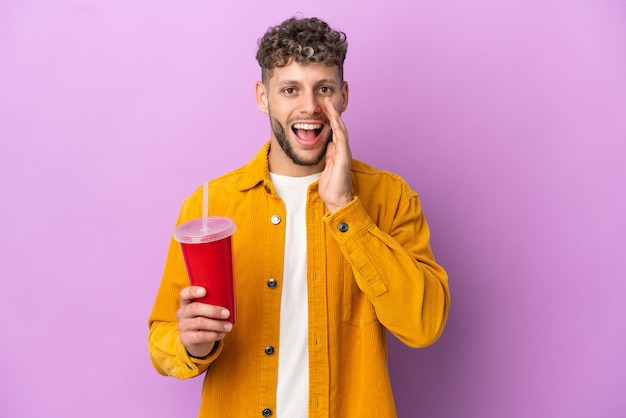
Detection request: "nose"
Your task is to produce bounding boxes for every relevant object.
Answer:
[300,90,321,115]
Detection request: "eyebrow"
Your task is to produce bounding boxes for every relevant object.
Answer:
[315,78,340,86]
[276,78,340,88]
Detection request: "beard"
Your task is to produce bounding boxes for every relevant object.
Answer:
[270,115,332,167]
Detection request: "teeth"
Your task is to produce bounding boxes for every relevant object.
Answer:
[293,123,322,130]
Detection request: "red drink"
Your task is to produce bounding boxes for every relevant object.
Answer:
[174,217,237,324]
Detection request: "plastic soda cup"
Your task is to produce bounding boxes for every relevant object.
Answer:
[174,217,237,323]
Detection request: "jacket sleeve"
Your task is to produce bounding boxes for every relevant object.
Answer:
[147,197,224,379]
[324,193,450,348]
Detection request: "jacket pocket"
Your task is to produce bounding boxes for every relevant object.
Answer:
[342,262,378,327]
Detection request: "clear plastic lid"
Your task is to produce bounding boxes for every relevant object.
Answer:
[173,217,236,244]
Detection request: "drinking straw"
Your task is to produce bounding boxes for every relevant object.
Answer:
[202,181,209,231]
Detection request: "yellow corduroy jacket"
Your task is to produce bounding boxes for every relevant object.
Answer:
[148,142,450,418]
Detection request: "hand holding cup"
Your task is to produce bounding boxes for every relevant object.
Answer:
[177,286,233,358]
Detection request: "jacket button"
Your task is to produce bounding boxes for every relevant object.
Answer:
[262,408,273,417]
[267,278,277,288]
[264,346,275,355]
[338,222,349,232]
[271,215,281,225]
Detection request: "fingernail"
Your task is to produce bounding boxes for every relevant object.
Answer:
[224,323,233,331]
[221,309,230,318]
[196,288,205,296]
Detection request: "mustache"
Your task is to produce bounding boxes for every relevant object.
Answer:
[288,117,330,125]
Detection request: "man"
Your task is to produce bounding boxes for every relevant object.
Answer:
[148,16,449,417]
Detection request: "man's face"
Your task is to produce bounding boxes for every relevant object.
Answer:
[256,61,349,176]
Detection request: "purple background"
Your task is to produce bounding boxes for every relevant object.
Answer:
[1,1,625,417]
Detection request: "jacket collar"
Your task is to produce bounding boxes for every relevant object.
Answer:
[237,141,272,192]
[237,141,331,194]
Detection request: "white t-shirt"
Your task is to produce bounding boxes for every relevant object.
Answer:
[270,172,320,418]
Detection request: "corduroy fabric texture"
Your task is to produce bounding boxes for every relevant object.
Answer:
[148,142,450,417]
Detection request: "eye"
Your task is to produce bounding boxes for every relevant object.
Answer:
[282,87,297,95]
[319,86,333,95]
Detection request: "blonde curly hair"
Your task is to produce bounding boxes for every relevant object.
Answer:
[256,16,348,84]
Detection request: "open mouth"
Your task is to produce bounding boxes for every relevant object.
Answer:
[292,122,324,142]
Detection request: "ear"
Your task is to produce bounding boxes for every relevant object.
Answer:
[256,81,269,114]
[340,81,349,113]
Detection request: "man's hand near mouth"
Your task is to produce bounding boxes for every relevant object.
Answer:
[319,97,354,214]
